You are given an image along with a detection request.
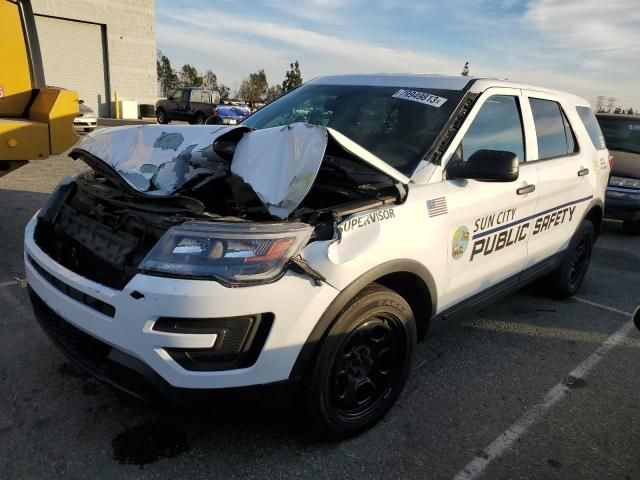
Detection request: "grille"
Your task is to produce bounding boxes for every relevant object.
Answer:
[28,255,116,317]
[30,289,112,374]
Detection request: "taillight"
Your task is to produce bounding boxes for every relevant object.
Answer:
[608,154,615,168]
[212,107,219,116]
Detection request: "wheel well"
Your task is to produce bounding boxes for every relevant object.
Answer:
[585,205,603,238]
[375,272,432,340]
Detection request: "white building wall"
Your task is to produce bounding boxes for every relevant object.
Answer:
[31,0,157,116]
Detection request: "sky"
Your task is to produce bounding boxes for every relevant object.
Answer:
[156,0,640,109]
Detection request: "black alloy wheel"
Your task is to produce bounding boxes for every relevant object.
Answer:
[541,219,595,299]
[302,284,416,439]
[330,314,405,422]
[567,233,591,289]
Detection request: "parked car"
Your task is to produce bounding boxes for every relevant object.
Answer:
[73,100,97,132]
[26,74,609,439]
[207,103,251,125]
[596,114,640,234]
[155,87,221,125]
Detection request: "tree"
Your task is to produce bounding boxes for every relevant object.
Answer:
[156,50,178,97]
[461,61,470,76]
[282,60,303,92]
[202,70,218,89]
[219,84,231,101]
[627,107,634,115]
[178,64,202,87]
[614,106,623,114]
[607,97,617,113]
[238,69,269,107]
[265,84,283,103]
[595,96,606,113]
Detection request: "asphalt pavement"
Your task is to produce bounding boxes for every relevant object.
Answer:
[0,151,639,480]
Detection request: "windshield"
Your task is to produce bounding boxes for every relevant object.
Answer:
[598,117,640,154]
[242,84,464,175]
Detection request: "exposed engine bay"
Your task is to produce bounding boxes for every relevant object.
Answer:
[34,123,408,289]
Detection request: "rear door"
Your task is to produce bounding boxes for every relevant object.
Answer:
[442,88,539,305]
[523,92,594,267]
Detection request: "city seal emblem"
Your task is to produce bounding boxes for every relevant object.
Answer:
[452,225,470,260]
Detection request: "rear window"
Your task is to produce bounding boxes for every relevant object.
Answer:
[530,98,578,160]
[597,116,640,154]
[576,107,606,149]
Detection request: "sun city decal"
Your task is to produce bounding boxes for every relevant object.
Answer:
[467,197,592,262]
[452,225,470,260]
[338,207,396,233]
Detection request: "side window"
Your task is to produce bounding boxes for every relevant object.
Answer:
[576,106,606,150]
[190,89,203,102]
[460,95,525,162]
[529,98,578,159]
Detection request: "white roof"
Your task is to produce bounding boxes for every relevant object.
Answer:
[307,73,590,106]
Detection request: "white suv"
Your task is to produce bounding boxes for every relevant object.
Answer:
[25,74,609,438]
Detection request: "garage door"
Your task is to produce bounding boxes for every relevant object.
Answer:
[35,15,109,117]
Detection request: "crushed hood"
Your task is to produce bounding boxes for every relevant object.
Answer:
[72,122,410,218]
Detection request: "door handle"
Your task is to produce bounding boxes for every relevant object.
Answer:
[516,184,535,195]
[578,168,590,177]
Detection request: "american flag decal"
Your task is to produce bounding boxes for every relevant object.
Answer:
[427,197,448,217]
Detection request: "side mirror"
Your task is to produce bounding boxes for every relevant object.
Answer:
[447,149,519,182]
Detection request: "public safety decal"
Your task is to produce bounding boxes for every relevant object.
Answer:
[452,197,592,262]
[392,89,447,108]
[339,207,396,233]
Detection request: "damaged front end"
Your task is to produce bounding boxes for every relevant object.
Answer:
[34,123,408,289]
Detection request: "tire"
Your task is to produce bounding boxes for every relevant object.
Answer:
[622,220,640,236]
[194,113,205,125]
[301,283,416,440]
[156,108,169,124]
[634,306,640,331]
[541,219,595,299]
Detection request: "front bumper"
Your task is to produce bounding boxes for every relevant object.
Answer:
[73,117,97,130]
[25,215,339,390]
[605,187,640,222]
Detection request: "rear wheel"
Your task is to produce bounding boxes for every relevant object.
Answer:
[541,219,595,299]
[156,108,169,124]
[622,220,640,236]
[301,284,415,440]
[194,113,205,125]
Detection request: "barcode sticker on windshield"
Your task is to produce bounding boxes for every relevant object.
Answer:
[392,89,447,107]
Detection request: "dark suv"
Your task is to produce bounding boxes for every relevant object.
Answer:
[156,87,221,125]
[597,114,640,234]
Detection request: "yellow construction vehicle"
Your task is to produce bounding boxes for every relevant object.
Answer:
[0,0,78,177]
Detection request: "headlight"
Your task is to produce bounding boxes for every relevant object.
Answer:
[609,176,640,189]
[140,221,313,285]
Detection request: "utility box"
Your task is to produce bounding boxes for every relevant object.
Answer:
[119,100,139,119]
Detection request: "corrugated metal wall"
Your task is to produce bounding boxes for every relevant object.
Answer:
[35,15,109,117]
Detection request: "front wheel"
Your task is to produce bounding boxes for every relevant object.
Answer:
[301,284,416,440]
[541,219,595,299]
[156,108,169,124]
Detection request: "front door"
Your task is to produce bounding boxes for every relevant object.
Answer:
[442,89,539,307]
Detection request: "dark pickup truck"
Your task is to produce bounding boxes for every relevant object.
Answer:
[156,87,222,125]
[597,113,640,234]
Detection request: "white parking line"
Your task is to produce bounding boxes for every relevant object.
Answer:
[0,280,18,288]
[573,296,632,317]
[452,301,634,480]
